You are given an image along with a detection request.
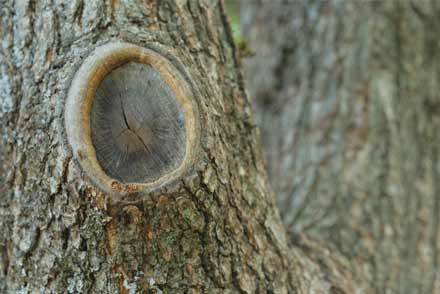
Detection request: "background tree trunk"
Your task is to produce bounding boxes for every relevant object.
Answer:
[242,0,440,293]
[0,0,363,292]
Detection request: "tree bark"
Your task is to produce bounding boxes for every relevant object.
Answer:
[0,0,362,292]
[243,0,440,293]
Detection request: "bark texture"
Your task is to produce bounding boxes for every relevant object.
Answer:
[243,0,440,293]
[0,0,360,292]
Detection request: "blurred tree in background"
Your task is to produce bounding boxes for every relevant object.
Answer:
[239,0,440,293]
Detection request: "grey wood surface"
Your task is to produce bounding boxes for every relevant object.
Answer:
[91,62,186,183]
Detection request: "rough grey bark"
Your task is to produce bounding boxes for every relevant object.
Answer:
[243,0,440,293]
[0,0,363,292]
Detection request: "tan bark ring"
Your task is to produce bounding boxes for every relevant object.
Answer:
[65,41,199,199]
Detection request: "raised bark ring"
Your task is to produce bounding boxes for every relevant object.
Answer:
[65,42,199,198]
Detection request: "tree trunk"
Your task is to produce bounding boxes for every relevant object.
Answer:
[243,0,440,293]
[0,0,362,292]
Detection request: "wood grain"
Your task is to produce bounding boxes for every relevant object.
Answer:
[90,62,186,183]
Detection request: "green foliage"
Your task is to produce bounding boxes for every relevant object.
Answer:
[225,0,243,43]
